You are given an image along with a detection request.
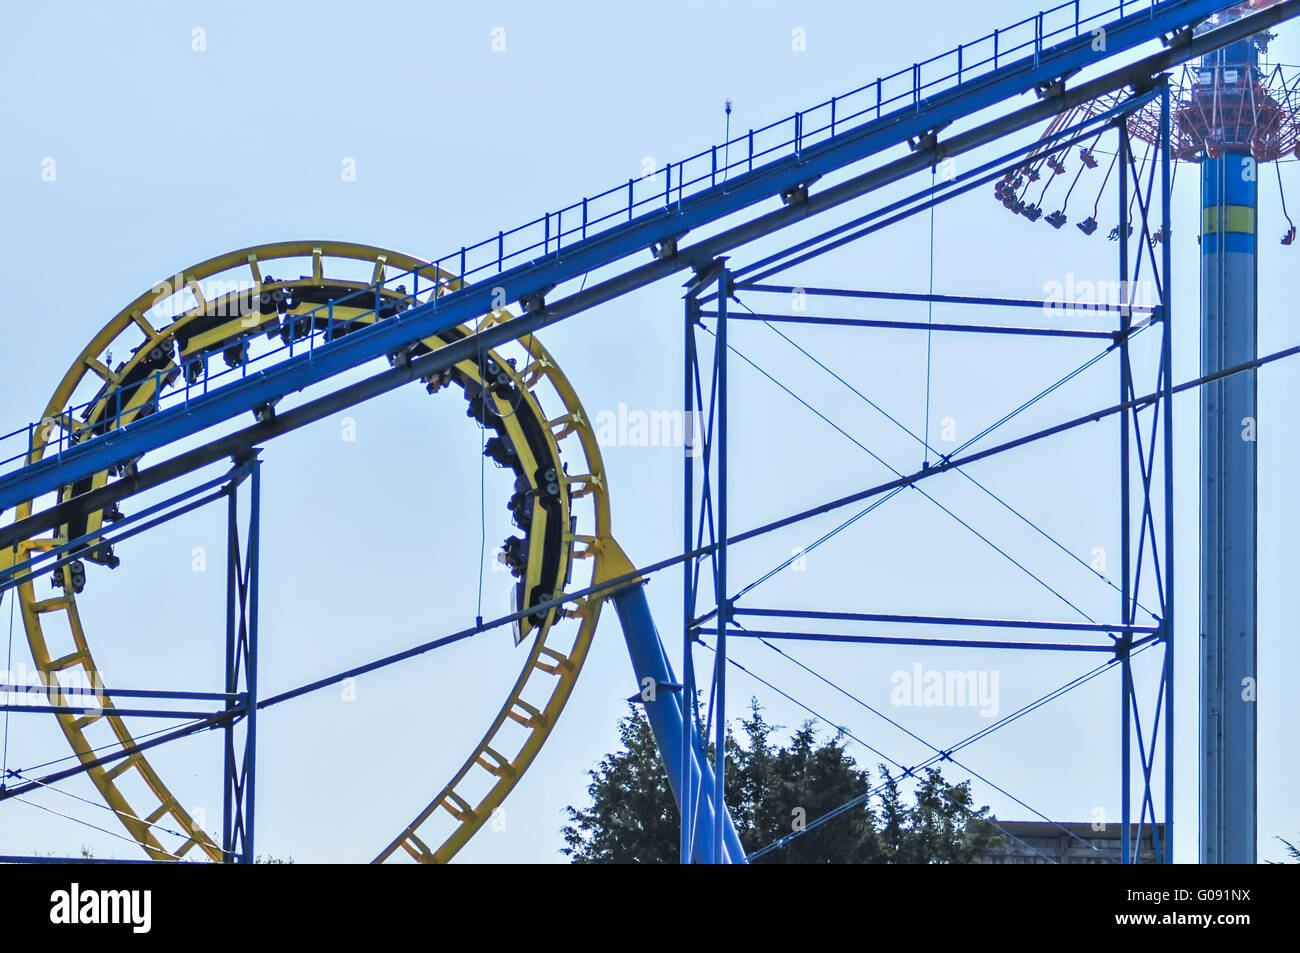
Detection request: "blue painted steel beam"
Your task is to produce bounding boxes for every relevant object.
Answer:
[733,606,1156,632]
[712,269,731,865]
[734,284,1155,314]
[681,297,696,864]
[222,456,261,865]
[0,703,224,718]
[223,471,238,861]
[612,583,746,863]
[0,0,1251,515]
[701,309,1117,339]
[0,684,235,701]
[697,626,1142,653]
[1119,120,1134,865]
[1159,76,1176,867]
[243,458,261,865]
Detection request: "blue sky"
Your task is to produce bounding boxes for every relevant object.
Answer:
[1,0,1297,862]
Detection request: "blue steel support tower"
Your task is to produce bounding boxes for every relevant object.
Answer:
[1196,36,1259,864]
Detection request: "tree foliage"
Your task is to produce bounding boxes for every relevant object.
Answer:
[562,701,1002,863]
[1271,835,1300,864]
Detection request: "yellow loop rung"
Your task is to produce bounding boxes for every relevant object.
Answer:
[565,472,603,495]
[45,651,85,671]
[520,359,553,388]
[439,791,476,822]
[506,699,546,729]
[145,803,171,825]
[186,279,207,313]
[128,309,156,338]
[31,597,72,615]
[549,412,586,440]
[475,746,517,779]
[103,757,139,783]
[84,357,115,382]
[533,645,573,676]
[401,831,432,861]
[71,712,103,731]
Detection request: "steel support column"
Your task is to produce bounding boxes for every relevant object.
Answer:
[681,294,696,864]
[679,267,745,863]
[222,453,261,864]
[1118,120,1134,865]
[1110,86,1176,863]
[1160,76,1176,868]
[712,267,731,865]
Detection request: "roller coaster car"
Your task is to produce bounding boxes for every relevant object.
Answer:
[174,290,278,375]
[484,435,518,469]
[508,482,535,531]
[459,363,568,647]
[499,536,527,578]
[81,338,176,434]
[56,339,177,574]
[277,282,412,345]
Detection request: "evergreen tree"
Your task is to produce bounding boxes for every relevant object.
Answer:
[562,701,1002,863]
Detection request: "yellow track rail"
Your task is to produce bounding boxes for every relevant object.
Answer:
[6,242,627,862]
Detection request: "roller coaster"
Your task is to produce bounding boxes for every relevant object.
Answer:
[2,0,1297,864]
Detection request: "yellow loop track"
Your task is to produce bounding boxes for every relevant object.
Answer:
[7,241,629,863]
